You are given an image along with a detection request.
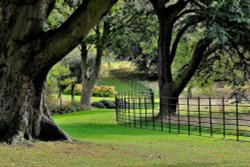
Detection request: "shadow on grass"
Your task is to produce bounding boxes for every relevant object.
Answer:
[58,123,166,138]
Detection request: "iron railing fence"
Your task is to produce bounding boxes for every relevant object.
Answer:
[115,90,250,142]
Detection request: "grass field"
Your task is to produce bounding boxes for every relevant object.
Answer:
[99,77,148,92]
[0,109,250,166]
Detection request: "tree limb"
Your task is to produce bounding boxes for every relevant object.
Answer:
[173,38,212,95]
[170,16,206,63]
[32,0,117,76]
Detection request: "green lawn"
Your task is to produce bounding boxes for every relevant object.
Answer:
[0,109,250,166]
[60,94,114,103]
[99,77,148,92]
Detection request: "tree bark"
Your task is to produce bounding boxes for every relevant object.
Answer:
[158,22,178,116]
[157,12,178,116]
[0,0,117,144]
[80,41,103,108]
[71,84,75,103]
[80,22,109,108]
[58,89,63,108]
[0,73,70,144]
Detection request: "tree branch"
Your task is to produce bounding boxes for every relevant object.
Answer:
[150,0,169,15]
[151,0,188,20]
[170,16,205,63]
[173,9,196,24]
[173,38,212,95]
[169,24,189,64]
[166,0,188,16]
[32,0,117,76]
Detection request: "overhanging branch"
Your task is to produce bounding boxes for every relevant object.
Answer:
[32,0,117,76]
[170,16,206,63]
[173,38,212,94]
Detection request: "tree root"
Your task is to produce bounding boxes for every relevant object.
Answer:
[1,116,71,144]
[38,116,71,141]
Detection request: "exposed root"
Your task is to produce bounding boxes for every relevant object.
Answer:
[38,116,71,141]
[1,116,71,145]
[3,131,26,145]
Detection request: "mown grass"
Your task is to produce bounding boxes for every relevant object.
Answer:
[60,94,114,103]
[0,109,250,166]
[99,77,148,92]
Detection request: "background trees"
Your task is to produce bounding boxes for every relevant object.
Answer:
[78,0,158,108]
[150,0,250,116]
[47,0,250,115]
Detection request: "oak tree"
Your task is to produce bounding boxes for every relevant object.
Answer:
[0,0,117,144]
[150,0,250,115]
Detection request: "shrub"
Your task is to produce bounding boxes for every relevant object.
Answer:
[63,84,116,97]
[91,102,106,108]
[92,85,116,97]
[91,100,116,109]
[48,103,84,115]
[64,84,82,95]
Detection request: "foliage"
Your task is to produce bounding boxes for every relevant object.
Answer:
[54,94,114,104]
[193,0,250,87]
[63,84,116,97]
[92,85,116,97]
[47,62,76,95]
[148,0,250,96]
[64,84,82,95]
[62,50,82,84]
[46,0,81,29]
[48,103,84,115]
[108,0,159,79]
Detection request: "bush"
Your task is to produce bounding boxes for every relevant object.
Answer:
[48,103,84,115]
[91,100,116,109]
[92,85,116,97]
[91,102,106,108]
[63,84,116,97]
[64,84,82,95]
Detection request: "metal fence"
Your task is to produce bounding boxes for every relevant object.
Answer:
[115,90,250,141]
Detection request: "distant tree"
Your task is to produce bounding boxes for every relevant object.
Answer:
[80,0,157,107]
[62,52,82,103]
[47,62,76,107]
[150,0,250,116]
[110,1,158,79]
[79,23,106,108]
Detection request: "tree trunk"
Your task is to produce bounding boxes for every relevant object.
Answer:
[80,23,107,108]
[187,86,192,98]
[58,90,63,108]
[157,17,178,116]
[151,1,209,116]
[80,42,103,108]
[81,77,98,108]
[0,72,70,144]
[71,84,75,103]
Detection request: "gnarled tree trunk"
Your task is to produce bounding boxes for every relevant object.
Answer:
[0,0,117,144]
[0,53,70,144]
